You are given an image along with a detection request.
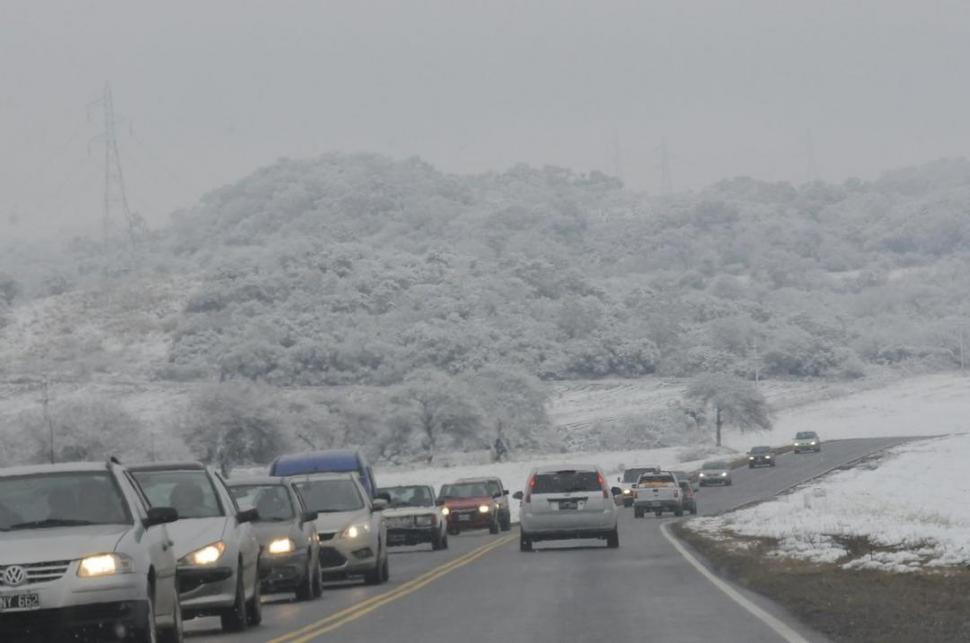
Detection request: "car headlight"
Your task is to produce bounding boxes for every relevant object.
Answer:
[699,473,706,477]
[441,507,450,516]
[415,515,435,527]
[182,541,226,566]
[622,488,631,495]
[765,455,772,459]
[341,523,371,539]
[78,553,133,578]
[810,441,817,446]
[720,472,728,477]
[267,537,296,555]
[478,505,491,514]
[748,456,754,460]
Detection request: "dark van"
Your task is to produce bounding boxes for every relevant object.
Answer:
[269,449,377,498]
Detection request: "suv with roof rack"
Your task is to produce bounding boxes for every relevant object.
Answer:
[0,460,182,642]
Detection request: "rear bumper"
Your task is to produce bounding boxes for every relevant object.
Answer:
[633,499,681,510]
[0,600,148,642]
[520,510,616,537]
[698,478,730,485]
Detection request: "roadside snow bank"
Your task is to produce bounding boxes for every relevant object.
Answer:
[688,434,970,572]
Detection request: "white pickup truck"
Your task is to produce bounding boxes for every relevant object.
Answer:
[632,471,684,518]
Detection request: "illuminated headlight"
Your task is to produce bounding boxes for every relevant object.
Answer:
[748,456,754,460]
[441,507,450,516]
[720,472,728,477]
[78,553,132,578]
[699,473,706,478]
[268,537,296,555]
[622,489,632,495]
[478,505,491,514]
[182,542,226,566]
[810,441,817,446]
[415,515,435,527]
[765,455,772,459]
[341,523,371,539]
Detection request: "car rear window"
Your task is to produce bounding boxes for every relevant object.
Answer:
[532,471,601,494]
[622,467,657,483]
[638,474,675,487]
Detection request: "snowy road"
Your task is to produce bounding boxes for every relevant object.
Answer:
[187,437,908,643]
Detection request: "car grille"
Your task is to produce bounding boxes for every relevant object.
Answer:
[450,509,478,518]
[318,547,347,568]
[386,517,415,528]
[0,561,71,586]
[318,532,337,542]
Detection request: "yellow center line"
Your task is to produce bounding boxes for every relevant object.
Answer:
[269,534,517,643]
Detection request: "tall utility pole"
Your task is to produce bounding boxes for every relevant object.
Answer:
[42,377,55,464]
[95,82,138,245]
[658,138,673,195]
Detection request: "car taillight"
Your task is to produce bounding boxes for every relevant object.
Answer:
[597,472,608,498]
[525,474,536,503]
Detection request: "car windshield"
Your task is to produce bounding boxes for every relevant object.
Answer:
[132,470,224,519]
[703,462,729,470]
[750,447,771,454]
[230,484,295,521]
[532,471,601,494]
[622,468,656,483]
[378,485,435,508]
[0,472,131,531]
[439,483,490,498]
[796,432,817,440]
[294,479,364,513]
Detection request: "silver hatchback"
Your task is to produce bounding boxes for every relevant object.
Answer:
[516,465,621,552]
[0,461,182,642]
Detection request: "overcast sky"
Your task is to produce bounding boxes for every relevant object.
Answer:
[3,0,970,238]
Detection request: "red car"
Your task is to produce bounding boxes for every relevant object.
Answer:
[437,481,501,535]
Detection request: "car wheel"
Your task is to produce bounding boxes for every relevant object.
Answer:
[246,570,262,626]
[520,535,533,552]
[674,508,684,517]
[295,558,314,601]
[690,504,697,515]
[727,480,733,486]
[431,529,444,551]
[133,584,158,643]
[606,529,619,549]
[633,507,642,518]
[623,498,633,508]
[158,593,183,643]
[442,532,449,550]
[364,549,389,585]
[500,512,511,532]
[489,519,500,535]
[219,568,248,632]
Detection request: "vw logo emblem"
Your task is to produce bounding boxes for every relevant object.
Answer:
[2,565,27,587]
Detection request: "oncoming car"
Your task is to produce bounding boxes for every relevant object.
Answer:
[378,485,449,550]
[615,466,660,507]
[129,462,262,633]
[698,461,733,486]
[227,477,322,601]
[793,431,822,453]
[291,473,389,585]
[438,481,501,535]
[748,446,776,467]
[516,466,621,552]
[0,461,182,642]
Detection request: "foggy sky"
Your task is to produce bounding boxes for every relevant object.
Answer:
[3,0,970,238]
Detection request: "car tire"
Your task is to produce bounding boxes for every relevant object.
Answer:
[489,520,500,535]
[219,568,248,633]
[158,592,183,643]
[364,549,389,585]
[246,571,262,626]
[431,529,444,551]
[674,508,684,517]
[606,529,619,549]
[500,512,512,532]
[295,558,314,601]
[133,584,158,643]
[633,508,643,519]
[311,561,323,598]
[623,498,633,508]
[520,535,533,552]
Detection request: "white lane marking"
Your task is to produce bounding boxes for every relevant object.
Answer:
[660,522,811,643]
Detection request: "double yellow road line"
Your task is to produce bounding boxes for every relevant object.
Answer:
[269,533,517,643]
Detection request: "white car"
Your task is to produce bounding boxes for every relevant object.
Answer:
[0,460,182,642]
[633,471,684,518]
[377,485,449,550]
[615,466,661,507]
[793,431,822,453]
[697,460,733,486]
[515,465,621,552]
[130,462,262,633]
[290,473,389,584]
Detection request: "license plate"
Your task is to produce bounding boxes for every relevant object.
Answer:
[0,592,40,612]
[458,514,471,522]
[559,501,578,510]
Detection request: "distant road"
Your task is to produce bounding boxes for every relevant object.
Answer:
[189,437,910,643]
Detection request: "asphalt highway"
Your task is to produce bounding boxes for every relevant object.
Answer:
[188,437,910,643]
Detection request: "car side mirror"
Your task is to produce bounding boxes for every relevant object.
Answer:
[372,498,388,512]
[512,491,523,500]
[237,508,259,524]
[143,506,178,528]
[376,492,392,503]
[301,511,318,524]
[493,492,502,499]
[503,489,509,496]
[610,487,622,496]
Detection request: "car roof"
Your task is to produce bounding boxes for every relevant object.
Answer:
[0,461,112,477]
[271,450,361,476]
[532,464,600,474]
[455,476,501,484]
[127,461,207,472]
[285,471,357,482]
[226,476,289,487]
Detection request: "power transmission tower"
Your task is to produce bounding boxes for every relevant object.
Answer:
[658,138,673,195]
[93,82,140,245]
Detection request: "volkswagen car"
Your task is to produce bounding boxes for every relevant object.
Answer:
[0,460,182,642]
[227,477,322,601]
[129,462,262,632]
[378,485,449,550]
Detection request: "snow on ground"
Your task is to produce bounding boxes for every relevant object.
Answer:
[688,433,970,572]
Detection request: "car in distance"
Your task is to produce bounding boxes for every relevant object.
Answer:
[0,461,182,642]
[698,460,733,486]
[793,431,822,453]
[129,461,262,632]
[227,477,322,601]
[378,485,449,550]
[632,471,683,518]
[615,466,661,507]
[456,477,511,531]
[291,472,389,585]
[270,449,378,498]
[515,466,621,551]
[438,481,502,535]
[677,478,698,515]
[747,446,776,468]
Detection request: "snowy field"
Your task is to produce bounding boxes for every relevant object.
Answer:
[687,433,970,572]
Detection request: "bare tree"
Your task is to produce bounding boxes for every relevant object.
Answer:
[685,373,771,446]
